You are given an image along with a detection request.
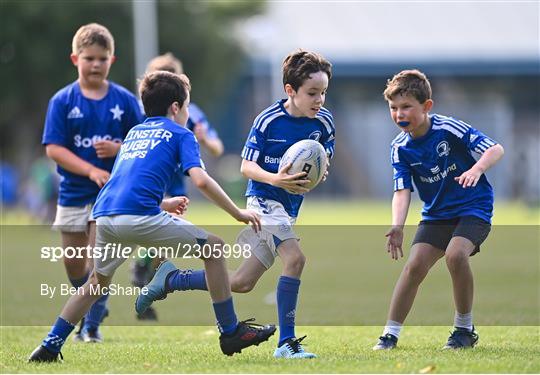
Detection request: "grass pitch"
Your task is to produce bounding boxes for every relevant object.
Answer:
[1,200,539,373]
[2,326,539,373]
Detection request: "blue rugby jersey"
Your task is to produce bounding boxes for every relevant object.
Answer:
[391,114,498,223]
[241,99,335,218]
[42,81,144,206]
[92,117,204,218]
[166,102,219,197]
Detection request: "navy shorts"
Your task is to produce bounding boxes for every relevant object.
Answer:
[412,216,491,256]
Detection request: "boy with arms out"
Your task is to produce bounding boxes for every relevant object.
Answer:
[29,71,276,362]
[373,70,504,350]
[42,23,144,342]
[137,50,335,359]
[131,53,225,321]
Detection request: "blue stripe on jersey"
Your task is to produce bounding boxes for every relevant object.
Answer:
[325,145,335,158]
[316,112,334,135]
[254,103,281,130]
[259,111,287,132]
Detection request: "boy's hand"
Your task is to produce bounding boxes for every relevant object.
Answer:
[234,209,261,233]
[193,123,208,144]
[322,160,330,182]
[94,140,121,159]
[454,166,483,188]
[272,163,310,194]
[385,226,404,260]
[161,196,189,215]
[88,166,110,188]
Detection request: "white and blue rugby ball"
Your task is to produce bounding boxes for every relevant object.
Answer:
[278,139,328,193]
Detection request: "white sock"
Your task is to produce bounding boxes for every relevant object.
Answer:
[382,320,403,338]
[454,311,473,331]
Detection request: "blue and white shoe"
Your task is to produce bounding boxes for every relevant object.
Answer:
[72,317,85,342]
[373,333,398,350]
[443,326,478,349]
[135,260,175,315]
[273,336,316,359]
[82,327,103,343]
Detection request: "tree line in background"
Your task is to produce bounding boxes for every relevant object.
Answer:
[0,0,264,168]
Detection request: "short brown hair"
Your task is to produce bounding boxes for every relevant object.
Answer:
[282,50,332,91]
[72,23,114,55]
[383,69,432,103]
[146,53,183,74]
[139,71,191,117]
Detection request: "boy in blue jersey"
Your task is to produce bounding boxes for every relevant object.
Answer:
[131,53,225,321]
[138,50,335,359]
[41,23,144,343]
[29,70,275,362]
[373,70,504,351]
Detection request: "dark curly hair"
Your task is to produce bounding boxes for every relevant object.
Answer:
[282,50,332,91]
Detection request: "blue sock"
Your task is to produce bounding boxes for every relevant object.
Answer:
[276,276,300,346]
[167,269,207,291]
[83,293,109,331]
[69,274,88,288]
[212,297,238,335]
[42,317,75,353]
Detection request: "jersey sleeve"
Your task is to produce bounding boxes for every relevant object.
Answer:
[317,109,336,159]
[42,95,69,147]
[179,133,204,175]
[241,125,265,162]
[122,94,145,137]
[391,145,414,192]
[465,127,498,155]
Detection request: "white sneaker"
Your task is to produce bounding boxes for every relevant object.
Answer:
[273,336,316,359]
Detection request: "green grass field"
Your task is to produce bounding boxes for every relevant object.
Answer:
[1,200,539,373]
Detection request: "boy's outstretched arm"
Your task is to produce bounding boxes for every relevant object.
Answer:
[188,167,261,232]
[193,123,224,157]
[385,188,411,260]
[45,144,110,187]
[240,159,310,195]
[454,144,505,188]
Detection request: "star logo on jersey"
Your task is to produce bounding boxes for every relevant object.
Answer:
[436,141,450,157]
[249,135,257,144]
[67,106,84,119]
[110,104,124,121]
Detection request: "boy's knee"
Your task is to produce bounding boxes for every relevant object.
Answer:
[201,235,225,260]
[403,261,427,282]
[445,250,469,268]
[284,252,306,273]
[87,271,111,298]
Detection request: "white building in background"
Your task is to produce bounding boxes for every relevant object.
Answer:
[231,1,539,201]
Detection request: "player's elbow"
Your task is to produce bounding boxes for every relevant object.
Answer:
[45,144,61,161]
[192,177,208,190]
[495,144,505,158]
[239,160,250,178]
